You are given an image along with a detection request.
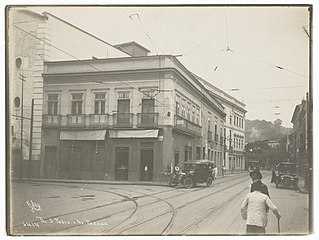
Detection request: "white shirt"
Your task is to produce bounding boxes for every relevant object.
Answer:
[241,191,278,227]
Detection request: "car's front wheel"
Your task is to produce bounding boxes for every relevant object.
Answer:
[207,176,213,187]
[169,177,178,187]
[183,177,193,189]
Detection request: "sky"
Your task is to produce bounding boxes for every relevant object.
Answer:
[18,5,311,128]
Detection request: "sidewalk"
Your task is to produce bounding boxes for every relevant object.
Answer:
[12,177,169,187]
[11,171,247,187]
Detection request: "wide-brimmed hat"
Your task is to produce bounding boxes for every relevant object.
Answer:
[249,169,262,179]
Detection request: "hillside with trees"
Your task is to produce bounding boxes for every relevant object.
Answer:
[245,119,293,169]
[245,119,292,143]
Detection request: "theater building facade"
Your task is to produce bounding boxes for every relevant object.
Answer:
[41,55,226,182]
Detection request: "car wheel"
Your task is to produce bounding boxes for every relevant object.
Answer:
[169,178,178,187]
[276,178,279,189]
[183,177,193,189]
[207,176,213,187]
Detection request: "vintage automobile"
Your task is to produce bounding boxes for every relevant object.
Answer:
[275,162,299,190]
[169,159,215,188]
[247,160,260,171]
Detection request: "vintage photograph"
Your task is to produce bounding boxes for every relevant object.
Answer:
[6,5,312,236]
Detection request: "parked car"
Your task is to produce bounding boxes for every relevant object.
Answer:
[247,160,260,171]
[274,162,299,190]
[169,160,215,188]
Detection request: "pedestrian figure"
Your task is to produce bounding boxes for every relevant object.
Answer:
[271,168,276,183]
[249,169,270,198]
[144,164,149,181]
[241,181,281,235]
[222,165,226,177]
[212,162,217,179]
[174,164,180,173]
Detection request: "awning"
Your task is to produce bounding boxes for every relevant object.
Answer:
[60,130,106,140]
[109,129,159,139]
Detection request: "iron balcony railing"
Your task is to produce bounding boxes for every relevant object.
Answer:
[66,114,86,127]
[174,115,201,136]
[89,114,110,126]
[137,113,159,128]
[42,115,62,127]
[113,113,133,128]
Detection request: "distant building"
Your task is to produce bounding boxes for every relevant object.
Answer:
[192,75,246,173]
[268,140,280,149]
[41,55,226,181]
[8,8,129,178]
[290,95,308,178]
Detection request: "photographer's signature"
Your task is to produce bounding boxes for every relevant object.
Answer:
[26,200,41,213]
[23,200,108,228]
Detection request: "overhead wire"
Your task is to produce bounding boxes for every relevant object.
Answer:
[219,7,308,79]
[244,98,304,103]
[224,7,230,50]
[13,12,307,123]
[12,23,179,116]
[125,11,165,54]
[226,85,308,91]
[229,49,309,79]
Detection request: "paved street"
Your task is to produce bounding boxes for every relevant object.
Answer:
[8,171,309,236]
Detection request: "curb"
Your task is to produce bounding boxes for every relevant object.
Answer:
[12,178,169,187]
[11,171,247,187]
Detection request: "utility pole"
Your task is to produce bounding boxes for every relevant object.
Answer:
[28,99,34,179]
[19,74,26,180]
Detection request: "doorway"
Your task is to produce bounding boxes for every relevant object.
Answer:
[69,147,82,180]
[92,141,105,180]
[44,146,57,179]
[117,99,130,125]
[140,143,154,181]
[115,147,129,181]
[174,152,179,167]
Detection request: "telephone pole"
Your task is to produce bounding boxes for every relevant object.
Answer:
[19,74,26,179]
[28,99,34,179]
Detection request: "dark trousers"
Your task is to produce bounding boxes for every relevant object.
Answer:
[246,224,266,235]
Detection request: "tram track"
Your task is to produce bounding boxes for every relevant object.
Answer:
[101,172,271,235]
[12,172,271,235]
[96,173,266,235]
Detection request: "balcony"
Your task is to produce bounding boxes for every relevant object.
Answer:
[137,113,159,128]
[207,131,212,141]
[174,115,201,136]
[113,113,133,128]
[89,114,109,127]
[43,115,62,127]
[66,114,86,127]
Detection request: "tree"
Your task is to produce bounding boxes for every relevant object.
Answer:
[274,119,282,127]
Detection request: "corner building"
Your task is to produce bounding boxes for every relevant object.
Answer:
[195,76,246,173]
[42,55,226,182]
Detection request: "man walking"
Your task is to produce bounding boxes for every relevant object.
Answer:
[249,169,270,197]
[241,181,281,235]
